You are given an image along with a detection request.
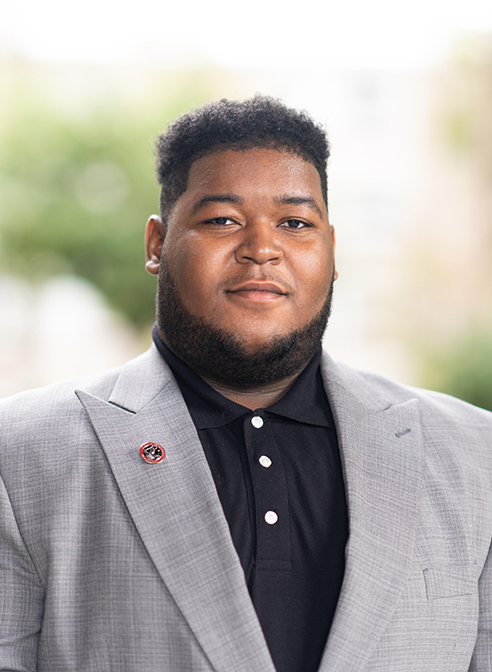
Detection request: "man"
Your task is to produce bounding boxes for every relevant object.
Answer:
[0,96,491,672]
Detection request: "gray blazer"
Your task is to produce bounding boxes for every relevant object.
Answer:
[1,345,492,672]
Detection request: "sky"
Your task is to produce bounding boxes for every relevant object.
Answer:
[2,0,492,70]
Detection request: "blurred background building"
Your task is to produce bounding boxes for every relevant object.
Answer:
[1,0,492,410]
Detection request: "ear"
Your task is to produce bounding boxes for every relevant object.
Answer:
[145,215,166,276]
[330,224,339,281]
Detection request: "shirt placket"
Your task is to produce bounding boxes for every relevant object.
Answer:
[243,410,291,571]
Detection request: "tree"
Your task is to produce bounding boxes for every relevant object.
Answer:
[0,63,223,327]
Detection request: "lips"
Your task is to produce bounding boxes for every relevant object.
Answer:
[226,280,288,303]
[228,281,286,295]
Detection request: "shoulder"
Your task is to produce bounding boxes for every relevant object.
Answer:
[321,350,492,430]
[321,351,492,497]
[0,346,178,498]
[0,345,170,436]
[0,364,121,425]
[0,368,123,475]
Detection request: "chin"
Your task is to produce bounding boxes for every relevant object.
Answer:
[232,328,287,350]
[157,261,334,388]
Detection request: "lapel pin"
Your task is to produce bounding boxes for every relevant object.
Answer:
[140,442,166,463]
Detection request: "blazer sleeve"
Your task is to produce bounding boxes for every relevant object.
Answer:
[0,475,44,672]
[469,536,492,671]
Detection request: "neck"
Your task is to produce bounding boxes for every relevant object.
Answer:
[199,370,304,410]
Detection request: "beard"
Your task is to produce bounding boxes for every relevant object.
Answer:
[156,262,334,389]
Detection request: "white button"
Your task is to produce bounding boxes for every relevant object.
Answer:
[259,455,272,468]
[264,511,278,525]
[251,416,264,429]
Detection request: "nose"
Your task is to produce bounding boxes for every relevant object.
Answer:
[234,221,282,265]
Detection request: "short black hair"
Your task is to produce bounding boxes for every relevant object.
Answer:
[156,95,330,223]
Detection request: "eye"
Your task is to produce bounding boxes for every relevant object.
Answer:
[205,217,235,226]
[280,219,311,230]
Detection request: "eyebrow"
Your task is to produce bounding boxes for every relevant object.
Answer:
[190,194,243,215]
[274,195,324,219]
[189,193,324,219]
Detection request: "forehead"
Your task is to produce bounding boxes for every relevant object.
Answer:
[183,147,324,203]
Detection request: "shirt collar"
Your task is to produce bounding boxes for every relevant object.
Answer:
[152,324,333,430]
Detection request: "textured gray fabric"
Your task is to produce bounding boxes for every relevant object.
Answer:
[0,345,491,671]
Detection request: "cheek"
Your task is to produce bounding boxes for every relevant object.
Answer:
[164,236,229,305]
[164,234,199,280]
[296,249,333,300]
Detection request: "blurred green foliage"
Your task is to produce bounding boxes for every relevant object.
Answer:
[419,328,492,412]
[415,38,492,411]
[0,65,222,327]
[444,110,473,152]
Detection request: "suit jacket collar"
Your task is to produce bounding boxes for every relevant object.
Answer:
[318,353,423,672]
[76,345,275,672]
[76,346,423,672]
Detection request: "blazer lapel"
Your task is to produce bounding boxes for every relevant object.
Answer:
[318,355,423,672]
[75,346,275,672]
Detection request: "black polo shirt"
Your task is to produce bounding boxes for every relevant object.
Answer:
[153,325,348,672]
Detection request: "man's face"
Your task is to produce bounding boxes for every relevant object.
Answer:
[146,147,337,385]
